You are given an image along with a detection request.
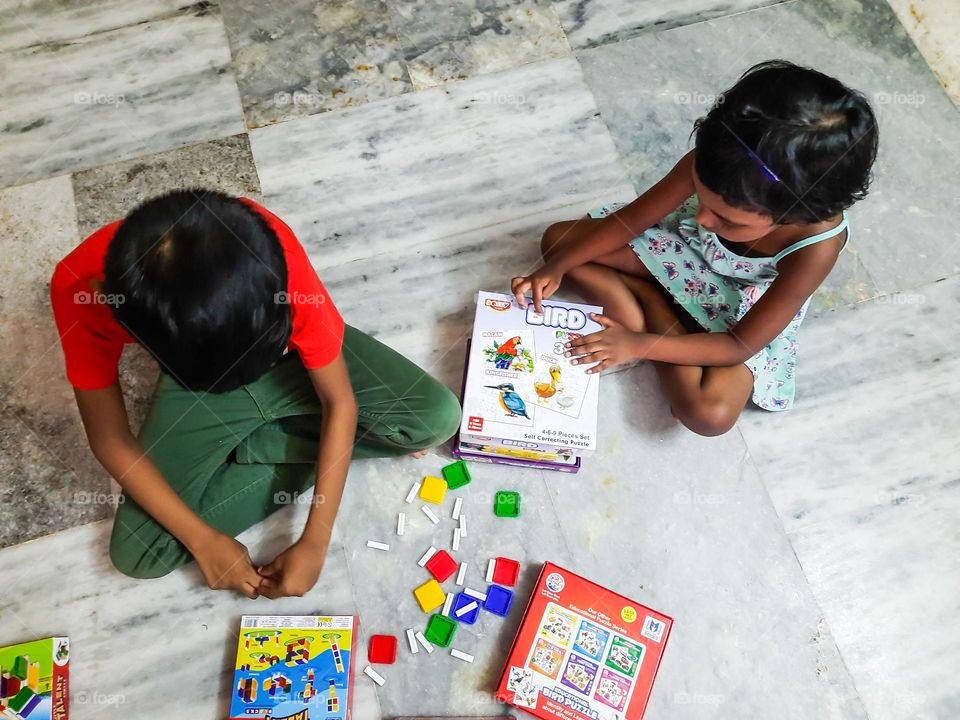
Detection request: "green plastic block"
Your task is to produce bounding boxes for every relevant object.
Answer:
[442,460,471,489]
[494,491,520,518]
[424,614,457,647]
[11,655,28,679]
[8,687,36,713]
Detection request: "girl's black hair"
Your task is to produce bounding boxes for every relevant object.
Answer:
[692,59,878,224]
[102,188,292,393]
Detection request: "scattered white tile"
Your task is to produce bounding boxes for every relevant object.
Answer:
[366,540,389,551]
[456,562,467,586]
[442,591,454,617]
[421,505,440,524]
[486,558,496,583]
[452,497,463,520]
[459,513,467,537]
[455,600,479,617]
[405,482,421,503]
[406,628,418,654]
[417,546,437,567]
[364,666,385,686]
[397,512,406,536]
[464,587,486,602]
[415,631,434,653]
[452,527,461,551]
[451,648,474,663]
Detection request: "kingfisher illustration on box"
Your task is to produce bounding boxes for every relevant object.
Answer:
[229,616,356,720]
[459,292,602,456]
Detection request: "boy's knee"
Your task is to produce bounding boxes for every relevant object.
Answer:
[677,397,740,437]
[109,523,183,580]
[407,380,462,450]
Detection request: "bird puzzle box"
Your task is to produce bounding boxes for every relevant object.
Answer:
[229,616,356,720]
[496,563,672,720]
[459,292,602,455]
[0,636,69,720]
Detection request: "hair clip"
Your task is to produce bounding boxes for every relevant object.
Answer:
[730,132,781,183]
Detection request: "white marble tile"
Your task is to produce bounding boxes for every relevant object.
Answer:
[0,6,245,188]
[887,0,960,108]
[249,56,634,271]
[0,0,199,52]
[577,0,960,301]
[738,276,960,720]
[551,0,787,49]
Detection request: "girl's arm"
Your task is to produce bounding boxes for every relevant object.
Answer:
[258,352,358,599]
[75,386,265,597]
[513,151,696,310]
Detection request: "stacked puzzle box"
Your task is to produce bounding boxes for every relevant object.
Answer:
[497,563,672,720]
[455,291,602,472]
[229,615,356,720]
[0,637,69,720]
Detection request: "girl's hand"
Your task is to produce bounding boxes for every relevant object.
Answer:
[565,313,648,373]
[193,532,264,599]
[257,538,327,599]
[511,264,564,313]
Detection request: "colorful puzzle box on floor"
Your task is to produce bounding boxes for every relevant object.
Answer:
[497,563,672,720]
[229,616,356,720]
[459,291,602,457]
[0,636,69,720]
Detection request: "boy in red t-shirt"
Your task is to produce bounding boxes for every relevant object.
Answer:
[51,189,460,598]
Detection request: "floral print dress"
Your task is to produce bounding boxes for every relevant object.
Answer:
[589,195,850,411]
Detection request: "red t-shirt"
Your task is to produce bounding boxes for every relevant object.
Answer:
[50,198,344,390]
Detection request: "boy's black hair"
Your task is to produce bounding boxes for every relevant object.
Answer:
[692,59,878,224]
[102,188,292,393]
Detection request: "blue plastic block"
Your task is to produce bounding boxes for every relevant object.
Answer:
[483,584,514,616]
[451,592,481,624]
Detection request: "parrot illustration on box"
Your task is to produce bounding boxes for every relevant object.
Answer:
[493,336,522,369]
[485,383,530,418]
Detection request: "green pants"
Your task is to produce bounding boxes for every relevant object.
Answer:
[109,325,461,579]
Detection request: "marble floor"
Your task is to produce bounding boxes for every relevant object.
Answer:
[0,0,957,718]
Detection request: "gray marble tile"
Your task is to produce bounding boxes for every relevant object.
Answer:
[738,275,960,720]
[385,0,571,90]
[0,504,383,719]
[577,0,960,302]
[249,56,634,275]
[0,175,115,548]
[219,0,413,128]
[551,0,787,50]
[0,3,245,189]
[0,0,209,53]
[541,367,867,720]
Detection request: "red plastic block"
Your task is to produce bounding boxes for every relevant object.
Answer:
[425,549,458,583]
[493,557,520,586]
[368,634,397,664]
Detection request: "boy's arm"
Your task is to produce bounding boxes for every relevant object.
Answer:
[75,385,264,597]
[513,151,696,310]
[258,352,358,599]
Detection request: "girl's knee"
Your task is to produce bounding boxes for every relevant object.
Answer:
[540,222,567,261]
[676,397,741,437]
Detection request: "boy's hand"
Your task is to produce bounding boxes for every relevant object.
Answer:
[194,533,263,599]
[511,264,564,313]
[257,538,327,599]
[565,313,648,373]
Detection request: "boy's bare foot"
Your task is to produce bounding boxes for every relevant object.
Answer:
[409,449,430,459]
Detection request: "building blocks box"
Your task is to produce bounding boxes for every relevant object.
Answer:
[496,563,672,720]
[0,637,69,720]
[229,615,357,720]
[459,292,602,456]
